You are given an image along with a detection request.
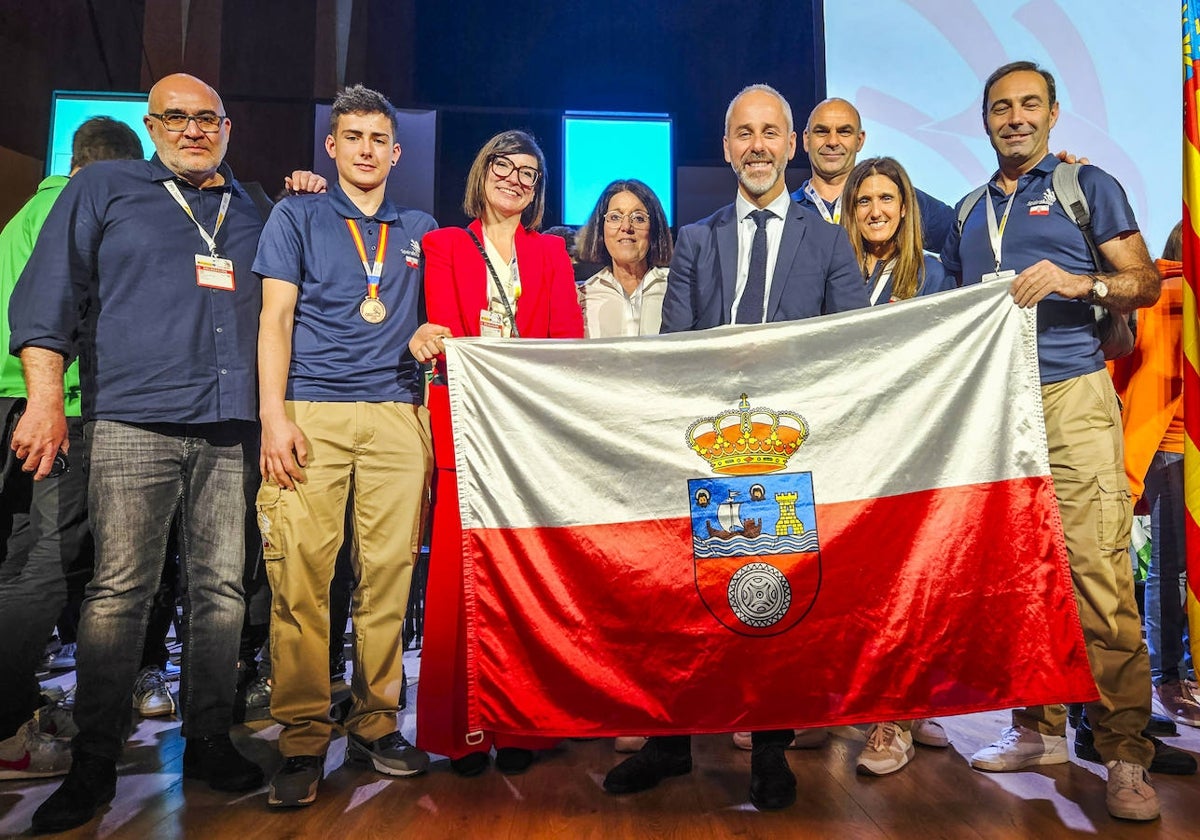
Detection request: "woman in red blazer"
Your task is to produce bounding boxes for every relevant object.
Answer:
[410,130,583,777]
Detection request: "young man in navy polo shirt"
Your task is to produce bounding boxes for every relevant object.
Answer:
[942,60,1162,822]
[253,84,436,808]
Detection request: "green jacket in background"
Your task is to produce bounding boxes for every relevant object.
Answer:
[0,175,82,417]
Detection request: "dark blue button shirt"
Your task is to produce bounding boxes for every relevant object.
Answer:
[252,182,436,403]
[791,180,956,254]
[9,155,264,423]
[942,154,1140,385]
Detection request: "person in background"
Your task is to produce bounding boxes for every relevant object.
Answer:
[409,129,583,777]
[576,179,673,338]
[0,116,143,784]
[1109,222,1198,728]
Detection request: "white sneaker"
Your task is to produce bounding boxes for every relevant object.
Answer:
[133,666,176,717]
[911,718,949,748]
[970,725,1067,771]
[1105,760,1160,821]
[856,722,914,776]
[0,718,72,780]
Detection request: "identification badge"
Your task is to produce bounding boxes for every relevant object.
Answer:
[360,297,387,324]
[479,309,504,338]
[981,269,1017,284]
[195,254,235,290]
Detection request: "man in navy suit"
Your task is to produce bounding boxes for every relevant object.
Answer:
[660,85,867,333]
[606,84,867,811]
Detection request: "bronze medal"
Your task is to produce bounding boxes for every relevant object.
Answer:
[359,297,387,324]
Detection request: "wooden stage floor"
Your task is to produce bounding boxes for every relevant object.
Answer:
[2,651,1199,839]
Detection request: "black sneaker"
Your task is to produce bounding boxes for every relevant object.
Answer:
[346,731,429,776]
[603,741,692,794]
[494,747,534,775]
[268,755,324,808]
[450,750,490,777]
[30,750,116,834]
[1074,723,1196,775]
[182,733,265,791]
[749,743,796,810]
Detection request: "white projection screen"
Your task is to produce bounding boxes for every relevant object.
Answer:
[823,1,1178,256]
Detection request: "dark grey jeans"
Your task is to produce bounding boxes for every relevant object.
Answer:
[72,419,257,761]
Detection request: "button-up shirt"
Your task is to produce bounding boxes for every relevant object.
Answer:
[9,155,265,423]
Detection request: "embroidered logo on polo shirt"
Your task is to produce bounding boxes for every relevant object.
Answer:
[403,239,421,268]
[1027,188,1056,216]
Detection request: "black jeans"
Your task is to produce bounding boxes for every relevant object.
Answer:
[0,418,91,739]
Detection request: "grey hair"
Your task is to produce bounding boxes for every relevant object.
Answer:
[724,83,794,135]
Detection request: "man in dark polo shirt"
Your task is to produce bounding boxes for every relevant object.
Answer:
[942,60,1162,822]
[10,73,265,833]
[254,84,435,808]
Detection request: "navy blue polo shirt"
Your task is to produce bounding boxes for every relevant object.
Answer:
[253,182,436,404]
[942,154,1139,385]
[9,155,264,424]
[791,179,955,254]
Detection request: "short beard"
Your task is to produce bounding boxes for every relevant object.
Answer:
[736,159,782,197]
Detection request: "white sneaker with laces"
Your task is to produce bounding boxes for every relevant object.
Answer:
[1105,759,1160,821]
[0,718,72,780]
[856,722,914,776]
[133,666,176,717]
[970,724,1067,771]
[911,717,949,748]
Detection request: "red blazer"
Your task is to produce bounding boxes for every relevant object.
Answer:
[422,218,584,340]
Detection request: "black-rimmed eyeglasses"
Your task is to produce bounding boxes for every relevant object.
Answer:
[149,112,227,133]
[490,156,540,187]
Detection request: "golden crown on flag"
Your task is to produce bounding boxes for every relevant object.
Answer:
[686,394,809,475]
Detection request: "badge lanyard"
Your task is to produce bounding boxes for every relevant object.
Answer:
[803,181,840,224]
[865,258,894,305]
[465,229,520,338]
[984,187,1019,273]
[164,181,231,257]
[345,219,390,323]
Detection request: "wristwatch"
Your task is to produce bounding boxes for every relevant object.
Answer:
[1089,275,1109,301]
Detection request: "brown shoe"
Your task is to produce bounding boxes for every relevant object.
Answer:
[1156,680,1200,728]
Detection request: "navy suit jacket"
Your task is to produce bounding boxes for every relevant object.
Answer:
[660,199,868,332]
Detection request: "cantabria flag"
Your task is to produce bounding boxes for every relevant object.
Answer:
[444,281,1097,737]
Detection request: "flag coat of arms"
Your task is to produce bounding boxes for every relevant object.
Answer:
[443,282,1097,737]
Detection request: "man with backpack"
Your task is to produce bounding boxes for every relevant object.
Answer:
[942,60,1162,822]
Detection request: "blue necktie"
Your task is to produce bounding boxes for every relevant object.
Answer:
[736,209,771,324]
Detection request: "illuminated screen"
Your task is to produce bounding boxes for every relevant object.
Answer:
[823,2,1177,255]
[46,91,152,176]
[562,114,673,226]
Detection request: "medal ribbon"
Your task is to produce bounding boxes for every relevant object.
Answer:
[345,219,389,300]
[164,181,231,257]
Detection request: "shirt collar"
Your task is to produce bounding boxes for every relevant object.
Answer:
[327,180,399,223]
[736,187,793,223]
[148,153,244,196]
[988,153,1059,192]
